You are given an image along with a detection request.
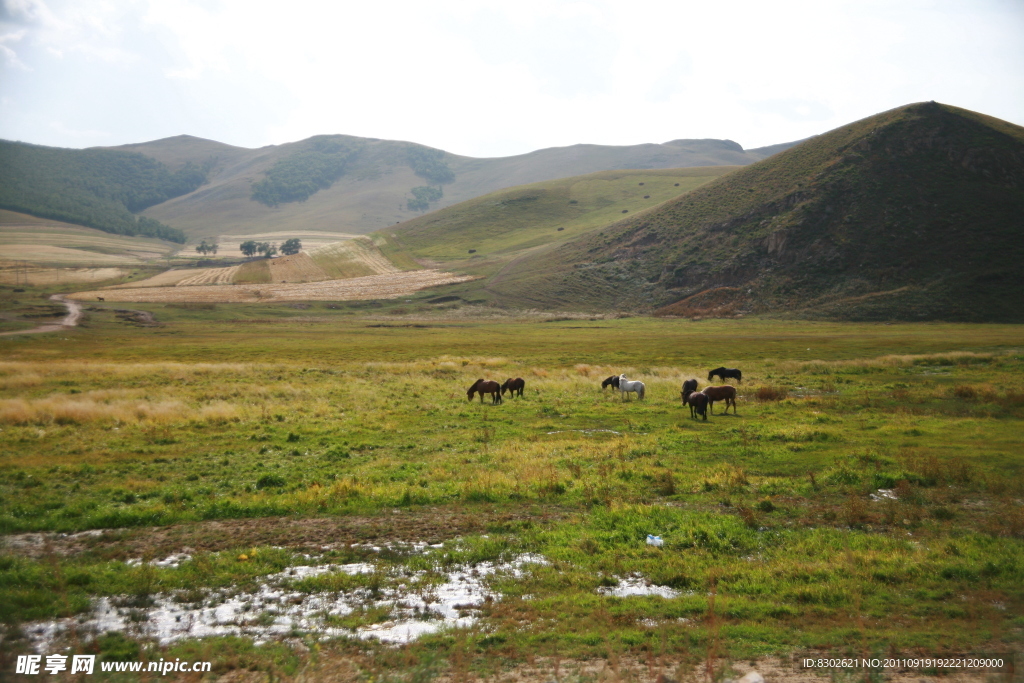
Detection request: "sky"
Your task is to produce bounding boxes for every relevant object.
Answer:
[1,0,1022,158]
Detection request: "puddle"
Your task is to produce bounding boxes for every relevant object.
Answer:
[23,553,547,652]
[597,574,680,599]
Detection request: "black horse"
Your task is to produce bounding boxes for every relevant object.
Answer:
[707,367,742,383]
[601,375,620,390]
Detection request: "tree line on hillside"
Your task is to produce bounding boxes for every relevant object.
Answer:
[0,140,206,243]
[405,145,454,184]
[250,137,364,207]
[407,185,443,211]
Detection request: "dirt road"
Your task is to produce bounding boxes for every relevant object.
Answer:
[0,294,82,337]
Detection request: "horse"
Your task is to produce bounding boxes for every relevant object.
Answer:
[708,367,742,383]
[680,379,698,402]
[601,375,620,390]
[703,385,737,415]
[618,374,645,401]
[501,377,525,397]
[684,390,708,421]
[467,379,503,404]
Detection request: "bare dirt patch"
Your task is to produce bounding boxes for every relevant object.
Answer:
[68,270,474,303]
[1,507,567,560]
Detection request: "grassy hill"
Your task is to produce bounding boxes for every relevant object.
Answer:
[482,102,1024,322]
[378,167,736,267]
[114,134,793,241]
[0,140,203,243]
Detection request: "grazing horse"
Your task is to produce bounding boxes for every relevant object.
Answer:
[501,377,525,397]
[680,379,698,402]
[601,375,620,390]
[684,390,708,421]
[467,379,503,404]
[618,374,646,401]
[703,385,737,415]
[708,367,742,383]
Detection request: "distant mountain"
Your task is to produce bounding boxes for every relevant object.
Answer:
[480,102,1024,322]
[111,134,796,240]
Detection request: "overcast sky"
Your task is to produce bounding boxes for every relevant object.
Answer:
[1,0,1022,158]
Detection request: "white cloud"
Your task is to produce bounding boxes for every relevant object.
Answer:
[0,0,1021,154]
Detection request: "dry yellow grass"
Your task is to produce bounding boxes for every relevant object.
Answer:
[106,268,195,288]
[0,266,126,286]
[268,253,329,283]
[176,265,241,286]
[0,245,141,264]
[68,270,474,303]
[310,238,398,279]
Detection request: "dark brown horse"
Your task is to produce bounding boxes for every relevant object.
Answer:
[703,385,737,415]
[601,375,620,390]
[683,390,708,421]
[501,377,525,397]
[680,379,698,402]
[468,379,503,404]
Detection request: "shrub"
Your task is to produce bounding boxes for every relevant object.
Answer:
[256,474,286,490]
[754,385,789,401]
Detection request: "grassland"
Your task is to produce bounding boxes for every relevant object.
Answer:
[380,167,733,271]
[0,290,1021,680]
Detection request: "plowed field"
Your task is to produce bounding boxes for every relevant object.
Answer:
[176,265,241,286]
[268,253,329,283]
[68,269,474,303]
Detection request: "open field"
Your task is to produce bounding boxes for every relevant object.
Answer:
[0,210,179,265]
[0,299,1021,680]
[0,266,127,287]
[65,269,475,303]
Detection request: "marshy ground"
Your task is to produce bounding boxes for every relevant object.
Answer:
[0,293,1021,681]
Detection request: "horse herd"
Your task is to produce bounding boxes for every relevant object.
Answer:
[468,367,742,421]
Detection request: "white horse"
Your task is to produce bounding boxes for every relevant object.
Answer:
[618,374,645,401]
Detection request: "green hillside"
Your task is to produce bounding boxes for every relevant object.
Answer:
[114,134,793,240]
[376,167,735,274]
[484,102,1024,322]
[0,140,203,243]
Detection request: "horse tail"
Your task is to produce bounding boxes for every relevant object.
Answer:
[639,383,646,400]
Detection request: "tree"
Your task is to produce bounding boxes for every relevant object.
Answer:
[196,239,219,255]
[240,240,259,257]
[257,242,277,258]
[281,238,301,255]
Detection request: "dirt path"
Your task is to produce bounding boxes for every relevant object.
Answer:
[0,294,81,337]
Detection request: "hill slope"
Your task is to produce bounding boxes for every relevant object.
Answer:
[484,102,1024,322]
[118,134,794,240]
[378,166,736,269]
[0,141,202,243]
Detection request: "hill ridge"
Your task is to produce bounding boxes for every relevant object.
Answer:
[483,101,1024,321]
